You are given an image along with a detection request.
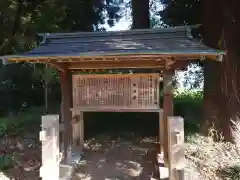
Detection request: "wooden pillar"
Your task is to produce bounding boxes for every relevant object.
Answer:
[163,69,174,166]
[60,69,73,163]
[159,75,164,154]
[72,112,84,151]
[159,109,164,153]
[79,112,84,149]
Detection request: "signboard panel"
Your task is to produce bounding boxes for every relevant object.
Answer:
[72,73,160,110]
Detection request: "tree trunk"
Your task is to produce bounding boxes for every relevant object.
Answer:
[201,0,240,142]
[130,0,150,73]
[201,0,222,138]
[131,0,150,29]
[216,0,240,141]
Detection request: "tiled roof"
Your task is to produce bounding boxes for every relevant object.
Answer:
[2,26,224,61]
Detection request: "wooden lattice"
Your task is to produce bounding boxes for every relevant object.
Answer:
[72,73,160,110]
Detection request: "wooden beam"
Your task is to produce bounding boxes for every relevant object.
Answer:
[48,59,191,72]
[162,69,174,167]
[171,60,193,70]
[60,68,73,163]
[207,55,223,61]
[8,53,220,63]
[68,60,165,69]
[47,62,67,72]
[165,59,176,69]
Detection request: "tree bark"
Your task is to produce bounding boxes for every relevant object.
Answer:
[131,0,150,29]
[131,0,150,74]
[216,0,240,141]
[201,0,240,142]
[201,0,222,138]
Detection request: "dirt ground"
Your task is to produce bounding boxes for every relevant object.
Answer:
[73,135,158,180]
[0,134,41,180]
[0,134,158,180]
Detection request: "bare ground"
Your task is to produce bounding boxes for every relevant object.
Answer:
[2,132,240,180]
[73,135,158,180]
[0,134,41,180]
[0,134,158,180]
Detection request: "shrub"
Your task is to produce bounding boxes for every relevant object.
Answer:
[0,107,43,137]
[174,90,203,134]
[0,153,13,170]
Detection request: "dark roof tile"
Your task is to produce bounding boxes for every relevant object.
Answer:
[2,26,225,60]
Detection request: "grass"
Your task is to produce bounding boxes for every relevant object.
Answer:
[185,133,240,180]
[183,103,240,180]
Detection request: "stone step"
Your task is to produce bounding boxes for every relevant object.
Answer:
[157,153,169,180]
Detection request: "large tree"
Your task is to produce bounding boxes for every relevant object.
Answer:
[206,0,240,141]
[131,0,150,29]
[159,0,240,141]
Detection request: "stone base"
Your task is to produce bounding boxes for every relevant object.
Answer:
[158,153,169,180]
[60,164,74,180]
[159,167,169,180]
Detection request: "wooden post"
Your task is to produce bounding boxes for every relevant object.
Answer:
[167,116,185,180]
[72,112,84,152]
[163,69,174,166]
[159,109,164,153]
[79,112,84,148]
[40,115,61,180]
[60,69,73,164]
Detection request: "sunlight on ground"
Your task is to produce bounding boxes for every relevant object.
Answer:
[0,172,11,180]
[75,159,144,180]
[72,135,157,180]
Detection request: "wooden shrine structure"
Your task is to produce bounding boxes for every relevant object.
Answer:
[1,26,225,179]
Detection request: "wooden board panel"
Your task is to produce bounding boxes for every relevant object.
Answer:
[72,73,160,110]
[167,116,185,180]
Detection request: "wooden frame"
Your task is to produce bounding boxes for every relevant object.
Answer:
[58,58,178,178]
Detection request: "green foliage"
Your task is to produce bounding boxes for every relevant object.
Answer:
[0,0,125,115]
[0,153,13,170]
[0,90,202,140]
[159,0,200,26]
[174,90,203,134]
[0,107,43,137]
[32,64,58,85]
[221,165,240,180]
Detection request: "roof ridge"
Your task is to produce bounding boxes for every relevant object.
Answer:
[37,25,194,40]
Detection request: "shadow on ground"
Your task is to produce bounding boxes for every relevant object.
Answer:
[74,135,158,180]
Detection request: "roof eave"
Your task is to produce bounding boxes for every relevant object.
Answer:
[1,51,225,64]
[1,58,9,65]
[217,54,224,62]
